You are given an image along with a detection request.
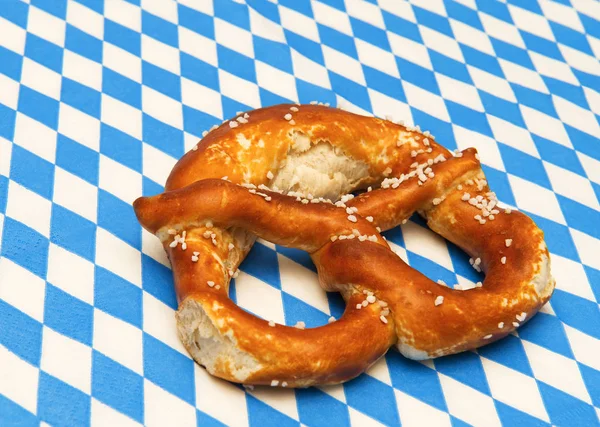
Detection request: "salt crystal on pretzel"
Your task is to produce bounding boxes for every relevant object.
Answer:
[134,103,554,388]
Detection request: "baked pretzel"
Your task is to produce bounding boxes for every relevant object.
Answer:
[133,104,555,388]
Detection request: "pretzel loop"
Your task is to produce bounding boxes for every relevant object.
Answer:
[134,104,554,387]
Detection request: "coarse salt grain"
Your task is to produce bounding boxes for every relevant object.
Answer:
[207,281,215,287]
[229,121,238,128]
[268,320,275,327]
[513,322,520,328]
[380,315,388,324]
[501,256,506,264]
[366,295,376,304]
[498,322,504,328]
[290,106,299,112]
[347,215,357,223]
[434,296,444,306]
[267,171,274,179]
[483,334,492,340]
[271,380,279,387]
[294,321,305,329]
[505,239,512,247]
[284,113,292,121]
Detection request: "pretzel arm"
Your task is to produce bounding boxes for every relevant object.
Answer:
[134,179,385,253]
[175,282,395,387]
[347,149,480,230]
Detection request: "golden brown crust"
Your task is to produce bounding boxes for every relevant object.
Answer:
[166,104,446,192]
[133,104,554,387]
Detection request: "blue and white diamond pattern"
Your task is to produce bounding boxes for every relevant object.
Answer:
[1,0,600,425]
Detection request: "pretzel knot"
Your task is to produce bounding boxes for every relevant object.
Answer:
[134,104,554,388]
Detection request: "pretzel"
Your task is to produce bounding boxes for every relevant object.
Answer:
[133,104,555,388]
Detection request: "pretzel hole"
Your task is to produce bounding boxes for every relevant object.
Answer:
[231,240,345,328]
[395,214,485,290]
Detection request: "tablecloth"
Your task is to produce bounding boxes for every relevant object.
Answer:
[1,0,599,426]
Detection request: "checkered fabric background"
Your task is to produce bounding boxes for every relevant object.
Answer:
[1,0,599,425]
